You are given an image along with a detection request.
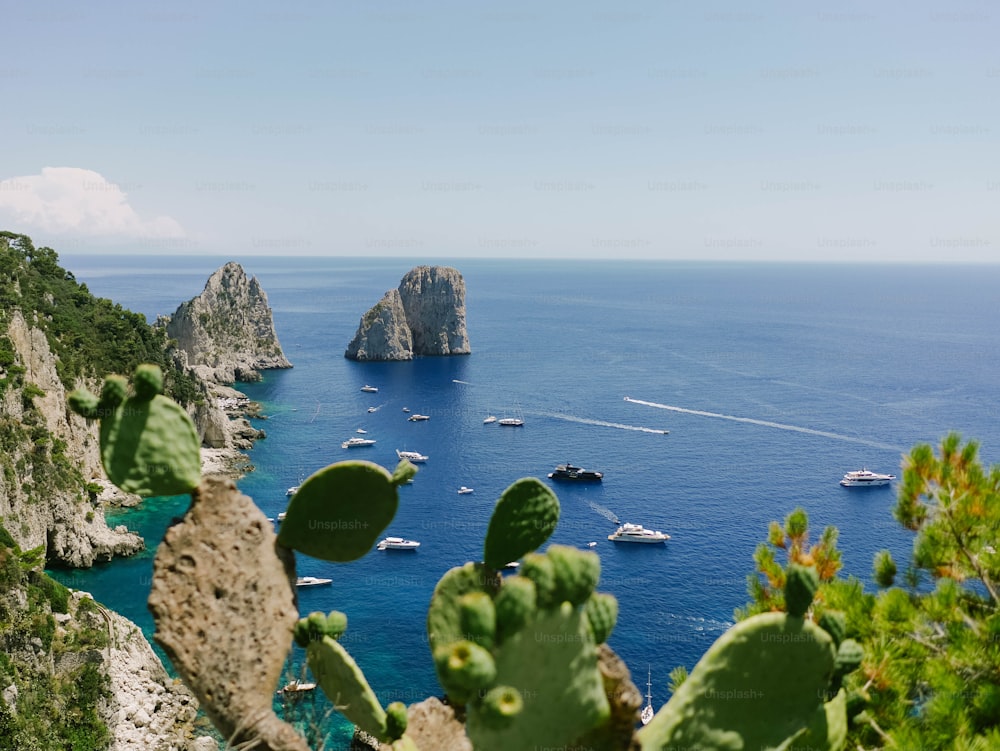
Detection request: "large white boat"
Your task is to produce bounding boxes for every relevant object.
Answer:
[408,414,430,421]
[360,385,378,393]
[483,415,497,424]
[342,437,376,449]
[296,576,332,587]
[279,680,317,694]
[457,486,474,494]
[840,468,895,487]
[377,536,420,551]
[608,523,670,544]
[396,449,428,463]
[498,417,524,427]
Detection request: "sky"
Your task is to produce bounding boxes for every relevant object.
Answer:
[0,0,997,262]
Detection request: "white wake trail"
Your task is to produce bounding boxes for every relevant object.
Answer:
[624,397,902,451]
[536,411,669,435]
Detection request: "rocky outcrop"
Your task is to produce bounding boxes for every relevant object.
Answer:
[345,265,470,361]
[0,310,144,567]
[165,262,291,384]
[89,593,218,750]
[344,289,413,361]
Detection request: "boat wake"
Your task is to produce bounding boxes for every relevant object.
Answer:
[537,411,668,435]
[624,397,902,451]
[588,501,620,525]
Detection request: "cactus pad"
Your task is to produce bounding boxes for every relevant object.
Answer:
[465,602,611,751]
[483,478,560,570]
[278,460,411,561]
[427,563,497,656]
[636,612,846,750]
[308,635,389,740]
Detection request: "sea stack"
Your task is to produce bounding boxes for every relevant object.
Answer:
[345,265,470,361]
[165,262,292,383]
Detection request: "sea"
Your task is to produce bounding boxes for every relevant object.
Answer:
[48,256,1000,747]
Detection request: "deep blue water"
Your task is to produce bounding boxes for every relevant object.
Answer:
[50,256,1000,747]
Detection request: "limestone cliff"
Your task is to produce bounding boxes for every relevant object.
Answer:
[344,289,413,361]
[165,262,292,384]
[345,265,470,361]
[0,310,143,567]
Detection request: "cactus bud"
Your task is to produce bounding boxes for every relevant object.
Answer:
[548,544,600,606]
[784,563,819,617]
[459,591,496,649]
[385,701,408,741]
[132,364,163,401]
[818,610,846,647]
[434,641,497,703]
[494,575,536,641]
[834,638,863,674]
[68,389,100,419]
[99,375,128,411]
[585,592,618,644]
[520,553,557,609]
[477,685,523,729]
[325,610,348,639]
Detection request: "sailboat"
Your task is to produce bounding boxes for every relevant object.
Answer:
[640,667,654,725]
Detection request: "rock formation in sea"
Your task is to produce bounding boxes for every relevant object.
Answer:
[345,265,470,361]
[165,262,292,384]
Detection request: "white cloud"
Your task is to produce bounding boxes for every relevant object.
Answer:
[0,167,185,239]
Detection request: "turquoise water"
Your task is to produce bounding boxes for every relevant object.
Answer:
[50,257,1000,747]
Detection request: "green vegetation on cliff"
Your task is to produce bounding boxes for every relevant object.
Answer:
[0,231,200,405]
[0,523,111,750]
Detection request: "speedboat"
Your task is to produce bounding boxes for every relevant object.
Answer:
[396,449,428,463]
[296,576,332,587]
[342,437,376,448]
[360,385,378,393]
[408,414,430,421]
[498,417,524,426]
[548,463,603,482]
[607,523,670,544]
[402,407,410,413]
[377,536,420,551]
[277,511,287,522]
[356,428,367,434]
[458,486,474,494]
[840,468,895,487]
[483,415,497,424]
[367,406,378,413]
[285,486,299,496]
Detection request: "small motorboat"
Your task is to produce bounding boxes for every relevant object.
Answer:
[458,486,474,494]
[296,576,332,587]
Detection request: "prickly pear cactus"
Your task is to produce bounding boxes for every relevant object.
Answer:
[482,478,559,570]
[278,459,416,561]
[428,539,616,751]
[68,364,201,497]
[637,564,853,751]
[307,634,391,740]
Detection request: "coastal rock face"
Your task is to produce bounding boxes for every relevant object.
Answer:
[93,594,215,751]
[0,311,144,567]
[165,262,291,384]
[344,289,413,361]
[345,265,470,361]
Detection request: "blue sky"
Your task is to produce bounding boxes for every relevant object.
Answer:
[1,0,996,261]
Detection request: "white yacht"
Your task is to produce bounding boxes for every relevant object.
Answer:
[367,406,378,413]
[356,428,368,434]
[607,523,670,544]
[360,385,378,393]
[377,536,420,551]
[342,437,376,449]
[498,417,524,427]
[840,468,895,487]
[285,486,299,497]
[295,576,332,587]
[279,680,317,694]
[408,414,430,421]
[396,449,428,463]
[483,415,497,424]
[457,486,474,494]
